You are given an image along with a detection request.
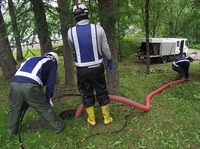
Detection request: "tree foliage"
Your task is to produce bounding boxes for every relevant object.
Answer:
[1,0,200,85]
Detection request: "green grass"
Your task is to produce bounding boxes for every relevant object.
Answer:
[1,49,200,149]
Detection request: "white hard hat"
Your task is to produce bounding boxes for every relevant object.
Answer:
[45,52,59,63]
[72,3,88,18]
[189,54,196,60]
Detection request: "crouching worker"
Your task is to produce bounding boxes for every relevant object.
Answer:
[7,52,65,134]
[172,54,196,80]
[68,3,114,126]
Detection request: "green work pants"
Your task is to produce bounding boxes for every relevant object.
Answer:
[172,64,185,80]
[7,82,65,134]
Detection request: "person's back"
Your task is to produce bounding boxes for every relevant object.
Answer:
[12,56,56,86]
[71,22,103,67]
[173,57,190,70]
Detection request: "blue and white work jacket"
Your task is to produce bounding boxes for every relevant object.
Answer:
[11,56,57,100]
[68,19,111,68]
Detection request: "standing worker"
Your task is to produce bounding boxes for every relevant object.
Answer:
[172,54,196,80]
[68,3,114,126]
[7,52,66,134]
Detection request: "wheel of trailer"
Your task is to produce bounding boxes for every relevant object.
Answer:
[161,56,168,63]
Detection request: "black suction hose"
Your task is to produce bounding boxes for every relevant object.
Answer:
[18,107,29,149]
[17,93,80,149]
[70,110,134,149]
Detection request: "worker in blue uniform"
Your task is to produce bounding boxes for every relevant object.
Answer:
[68,3,114,126]
[7,52,65,134]
[172,54,196,80]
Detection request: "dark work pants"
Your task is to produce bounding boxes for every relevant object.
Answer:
[172,64,185,80]
[77,63,110,108]
[7,82,64,134]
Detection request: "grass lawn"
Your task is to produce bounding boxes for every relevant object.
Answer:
[1,49,200,149]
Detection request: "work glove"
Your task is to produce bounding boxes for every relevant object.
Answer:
[49,98,53,107]
[106,58,114,73]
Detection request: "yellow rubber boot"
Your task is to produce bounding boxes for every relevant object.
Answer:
[85,106,96,126]
[101,104,113,125]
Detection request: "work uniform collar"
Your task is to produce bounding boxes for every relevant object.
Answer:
[76,19,89,25]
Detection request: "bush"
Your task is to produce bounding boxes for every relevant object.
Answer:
[190,44,200,50]
[53,44,63,56]
[118,35,140,58]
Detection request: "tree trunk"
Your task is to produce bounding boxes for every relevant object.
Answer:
[30,0,60,96]
[0,6,17,79]
[74,0,78,5]
[145,0,150,75]
[30,0,53,55]
[57,0,74,85]
[8,0,24,61]
[98,0,120,95]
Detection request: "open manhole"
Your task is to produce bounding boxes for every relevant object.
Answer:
[58,108,82,120]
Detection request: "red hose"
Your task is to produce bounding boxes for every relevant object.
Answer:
[75,79,186,117]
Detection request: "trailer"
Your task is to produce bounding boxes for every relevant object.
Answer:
[133,37,189,63]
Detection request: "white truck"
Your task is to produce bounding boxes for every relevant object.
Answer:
[133,37,189,63]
